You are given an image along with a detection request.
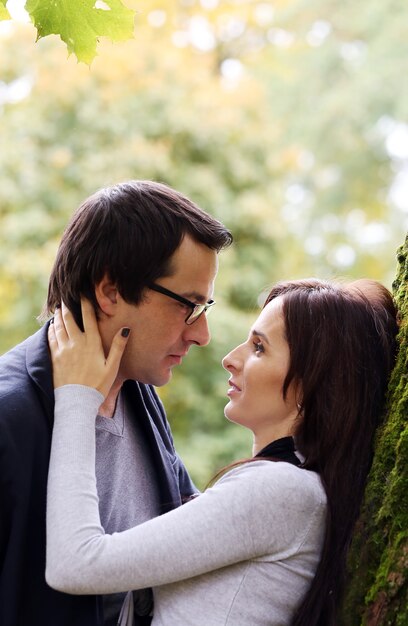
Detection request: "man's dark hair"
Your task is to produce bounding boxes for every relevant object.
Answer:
[41,180,232,325]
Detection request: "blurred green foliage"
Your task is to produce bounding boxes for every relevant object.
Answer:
[1,0,407,486]
[24,0,135,64]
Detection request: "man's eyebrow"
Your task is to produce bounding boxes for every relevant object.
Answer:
[182,292,212,304]
[251,329,270,344]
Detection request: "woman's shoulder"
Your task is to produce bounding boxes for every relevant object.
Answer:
[217,460,327,510]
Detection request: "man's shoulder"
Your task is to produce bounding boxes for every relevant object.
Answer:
[0,326,53,416]
[0,335,30,389]
[1,328,40,376]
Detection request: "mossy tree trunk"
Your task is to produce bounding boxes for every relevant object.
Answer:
[342,235,408,625]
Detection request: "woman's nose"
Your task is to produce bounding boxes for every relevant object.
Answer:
[222,344,242,371]
[222,352,232,371]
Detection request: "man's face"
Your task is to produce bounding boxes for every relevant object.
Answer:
[99,235,219,386]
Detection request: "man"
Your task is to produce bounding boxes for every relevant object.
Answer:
[0,180,232,626]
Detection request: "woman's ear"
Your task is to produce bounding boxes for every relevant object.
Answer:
[94,274,119,317]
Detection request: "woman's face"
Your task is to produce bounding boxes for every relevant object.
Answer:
[222,297,300,452]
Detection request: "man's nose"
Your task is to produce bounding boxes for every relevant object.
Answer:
[183,313,211,346]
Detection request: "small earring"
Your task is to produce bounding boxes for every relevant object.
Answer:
[297,403,302,411]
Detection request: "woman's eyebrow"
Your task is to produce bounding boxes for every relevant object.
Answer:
[251,329,270,344]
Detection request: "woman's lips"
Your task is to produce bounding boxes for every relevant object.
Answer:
[227,379,241,396]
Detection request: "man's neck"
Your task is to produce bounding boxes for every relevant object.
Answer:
[98,378,124,418]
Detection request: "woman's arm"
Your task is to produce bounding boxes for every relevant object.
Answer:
[46,386,322,595]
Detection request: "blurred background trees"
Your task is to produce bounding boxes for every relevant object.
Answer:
[1,0,407,486]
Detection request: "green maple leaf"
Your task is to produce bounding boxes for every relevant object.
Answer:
[0,0,11,20]
[25,0,136,64]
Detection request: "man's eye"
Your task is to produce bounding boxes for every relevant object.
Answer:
[253,341,264,354]
[178,302,192,312]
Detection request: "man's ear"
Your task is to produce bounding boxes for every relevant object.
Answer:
[94,274,119,317]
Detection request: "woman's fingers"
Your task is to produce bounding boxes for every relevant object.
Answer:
[99,328,131,397]
[80,297,99,336]
[55,299,100,346]
[48,318,58,353]
[61,301,82,340]
[46,297,131,398]
[52,307,68,345]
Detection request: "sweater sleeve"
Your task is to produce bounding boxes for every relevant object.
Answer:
[46,385,325,595]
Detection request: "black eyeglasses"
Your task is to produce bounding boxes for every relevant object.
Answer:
[148,283,215,325]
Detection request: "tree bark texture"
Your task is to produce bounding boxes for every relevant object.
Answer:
[342,234,408,625]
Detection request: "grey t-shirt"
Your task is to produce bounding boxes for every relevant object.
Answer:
[96,392,160,624]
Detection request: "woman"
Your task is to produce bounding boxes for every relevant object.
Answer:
[46,278,398,626]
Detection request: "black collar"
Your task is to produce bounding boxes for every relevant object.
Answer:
[255,436,301,467]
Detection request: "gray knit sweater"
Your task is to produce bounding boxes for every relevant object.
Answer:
[46,385,327,626]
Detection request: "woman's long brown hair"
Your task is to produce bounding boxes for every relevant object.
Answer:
[263,278,399,625]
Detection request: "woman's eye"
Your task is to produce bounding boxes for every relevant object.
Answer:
[253,341,264,354]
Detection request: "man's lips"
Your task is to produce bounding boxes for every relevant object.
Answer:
[168,352,188,366]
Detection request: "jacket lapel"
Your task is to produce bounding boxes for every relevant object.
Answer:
[123,380,181,513]
[25,323,55,427]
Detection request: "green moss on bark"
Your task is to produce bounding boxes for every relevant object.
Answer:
[342,234,408,625]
